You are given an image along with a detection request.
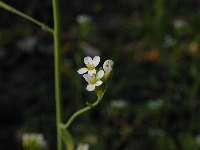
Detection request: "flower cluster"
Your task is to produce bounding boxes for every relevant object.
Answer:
[22,133,47,150]
[76,143,89,150]
[77,56,114,91]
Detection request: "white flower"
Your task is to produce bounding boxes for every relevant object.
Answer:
[195,134,200,145]
[110,99,127,109]
[173,19,187,29]
[83,70,104,91]
[22,133,47,148]
[147,99,164,110]
[103,60,114,73]
[148,128,165,137]
[17,36,38,54]
[76,143,89,150]
[77,56,100,75]
[76,14,92,24]
[80,42,101,57]
[163,35,176,48]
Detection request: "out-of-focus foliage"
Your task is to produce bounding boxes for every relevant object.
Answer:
[1,0,200,150]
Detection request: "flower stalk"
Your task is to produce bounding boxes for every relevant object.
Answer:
[60,87,107,129]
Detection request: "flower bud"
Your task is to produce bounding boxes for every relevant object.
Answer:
[103,60,114,83]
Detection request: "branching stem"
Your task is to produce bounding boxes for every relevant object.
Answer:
[0,1,54,33]
[61,89,107,129]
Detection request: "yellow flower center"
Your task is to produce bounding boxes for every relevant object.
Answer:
[89,75,97,84]
[86,63,94,70]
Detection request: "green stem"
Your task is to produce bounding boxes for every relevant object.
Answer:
[0,0,63,149]
[61,89,107,129]
[52,0,62,150]
[0,1,54,33]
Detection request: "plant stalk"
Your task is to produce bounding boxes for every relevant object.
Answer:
[52,0,63,149]
[0,1,53,33]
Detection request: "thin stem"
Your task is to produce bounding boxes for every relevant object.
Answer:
[52,0,63,150]
[0,1,54,33]
[61,89,107,129]
[63,99,100,129]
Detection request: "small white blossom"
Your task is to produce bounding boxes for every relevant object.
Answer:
[103,60,114,73]
[76,14,92,24]
[173,19,187,29]
[77,56,100,75]
[163,35,176,48]
[76,143,89,150]
[80,42,101,57]
[17,36,39,54]
[147,98,164,110]
[148,128,165,137]
[83,70,104,91]
[22,133,47,149]
[110,99,127,109]
[196,134,200,145]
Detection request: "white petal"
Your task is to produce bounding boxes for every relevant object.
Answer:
[83,74,92,83]
[103,61,109,72]
[105,67,112,73]
[97,70,104,79]
[84,56,92,65]
[86,84,95,91]
[88,69,96,75]
[95,80,103,86]
[77,68,88,74]
[109,60,114,67]
[103,60,108,68]
[93,56,100,67]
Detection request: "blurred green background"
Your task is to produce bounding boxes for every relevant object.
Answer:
[1,0,200,149]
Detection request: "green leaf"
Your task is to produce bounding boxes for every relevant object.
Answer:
[61,128,75,150]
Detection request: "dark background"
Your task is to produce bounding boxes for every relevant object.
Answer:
[1,0,200,149]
